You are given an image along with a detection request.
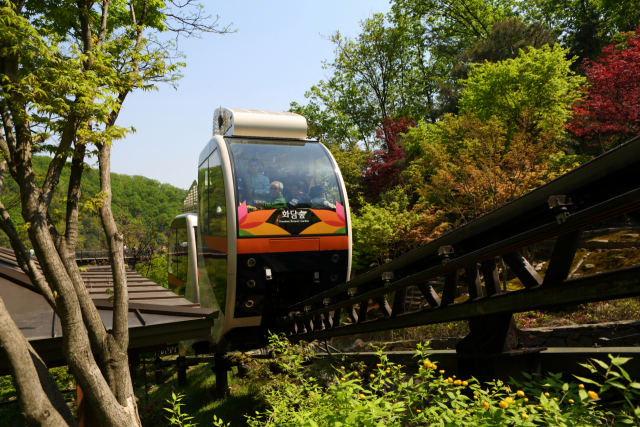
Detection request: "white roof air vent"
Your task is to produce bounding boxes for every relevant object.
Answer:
[213,107,307,140]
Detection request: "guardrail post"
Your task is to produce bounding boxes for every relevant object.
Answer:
[154,357,164,384]
[213,353,229,397]
[176,356,187,386]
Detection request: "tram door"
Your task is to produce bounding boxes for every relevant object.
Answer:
[197,147,228,338]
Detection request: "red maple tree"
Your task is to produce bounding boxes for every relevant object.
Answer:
[362,116,416,199]
[567,28,640,152]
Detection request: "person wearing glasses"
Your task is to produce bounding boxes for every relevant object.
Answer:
[246,158,269,206]
[258,181,287,209]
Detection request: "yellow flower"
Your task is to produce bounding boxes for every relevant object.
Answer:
[341,377,346,381]
[417,409,421,413]
[380,380,385,385]
[579,384,585,389]
[518,403,522,407]
[536,406,542,410]
[517,390,525,397]
[432,364,437,369]
[354,372,359,376]
[524,398,528,402]
[419,367,423,371]
[370,374,375,378]
[544,392,550,397]
[499,401,509,409]
[473,395,478,399]
[368,404,372,408]
[454,380,462,386]
[462,381,468,386]
[453,375,456,378]
[377,363,382,367]
[341,366,345,370]
[439,370,445,374]
[455,409,460,413]
[360,394,365,399]
[466,411,471,415]
[447,377,453,383]
[588,391,599,400]
[505,397,514,404]
[569,399,575,404]
[521,413,529,419]
[398,364,402,367]
[424,361,432,368]
[482,401,489,410]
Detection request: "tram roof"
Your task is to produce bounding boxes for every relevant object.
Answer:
[213,107,307,140]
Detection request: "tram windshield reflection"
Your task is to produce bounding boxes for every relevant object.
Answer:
[228,139,343,209]
[228,139,346,237]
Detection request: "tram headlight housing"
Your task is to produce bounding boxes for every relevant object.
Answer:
[247,279,256,288]
[247,258,256,267]
[332,254,340,263]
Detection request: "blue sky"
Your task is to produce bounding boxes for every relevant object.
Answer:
[111,0,392,189]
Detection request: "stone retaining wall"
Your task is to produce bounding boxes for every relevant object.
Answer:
[349,320,640,352]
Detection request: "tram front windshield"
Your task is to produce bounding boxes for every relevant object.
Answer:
[228,139,346,237]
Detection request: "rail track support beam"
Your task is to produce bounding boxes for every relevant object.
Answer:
[481,258,503,296]
[456,313,538,382]
[542,228,583,286]
[418,282,441,308]
[502,251,543,289]
[213,353,230,397]
[176,356,188,387]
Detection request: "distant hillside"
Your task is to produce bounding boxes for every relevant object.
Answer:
[0,156,188,250]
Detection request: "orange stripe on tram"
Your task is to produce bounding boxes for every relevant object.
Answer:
[237,235,348,254]
[167,273,183,288]
[204,236,228,253]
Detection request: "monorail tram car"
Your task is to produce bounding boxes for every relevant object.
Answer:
[170,108,352,350]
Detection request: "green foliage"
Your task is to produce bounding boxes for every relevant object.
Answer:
[0,367,76,424]
[244,334,619,427]
[459,44,586,137]
[523,0,640,63]
[0,156,186,250]
[164,392,197,427]
[351,189,422,268]
[326,145,369,204]
[136,253,169,289]
[575,355,640,425]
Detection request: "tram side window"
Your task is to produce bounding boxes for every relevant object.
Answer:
[168,228,176,277]
[176,227,188,282]
[198,158,209,235]
[207,149,227,239]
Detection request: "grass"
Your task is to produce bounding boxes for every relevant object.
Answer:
[134,356,265,427]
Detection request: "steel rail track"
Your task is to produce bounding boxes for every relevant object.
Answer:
[277,135,640,344]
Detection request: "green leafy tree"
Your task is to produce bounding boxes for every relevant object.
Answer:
[459,44,585,137]
[524,0,640,63]
[0,1,229,425]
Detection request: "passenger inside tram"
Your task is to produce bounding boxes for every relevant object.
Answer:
[229,140,343,212]
[309,186,336,209]
[245,158,270,206]
[258,181,286,209]
[287,180,311,209]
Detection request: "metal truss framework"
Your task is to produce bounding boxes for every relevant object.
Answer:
[276,136,640,357]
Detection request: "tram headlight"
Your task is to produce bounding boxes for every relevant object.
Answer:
[247,258,256,267]
[245,300,254,308]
